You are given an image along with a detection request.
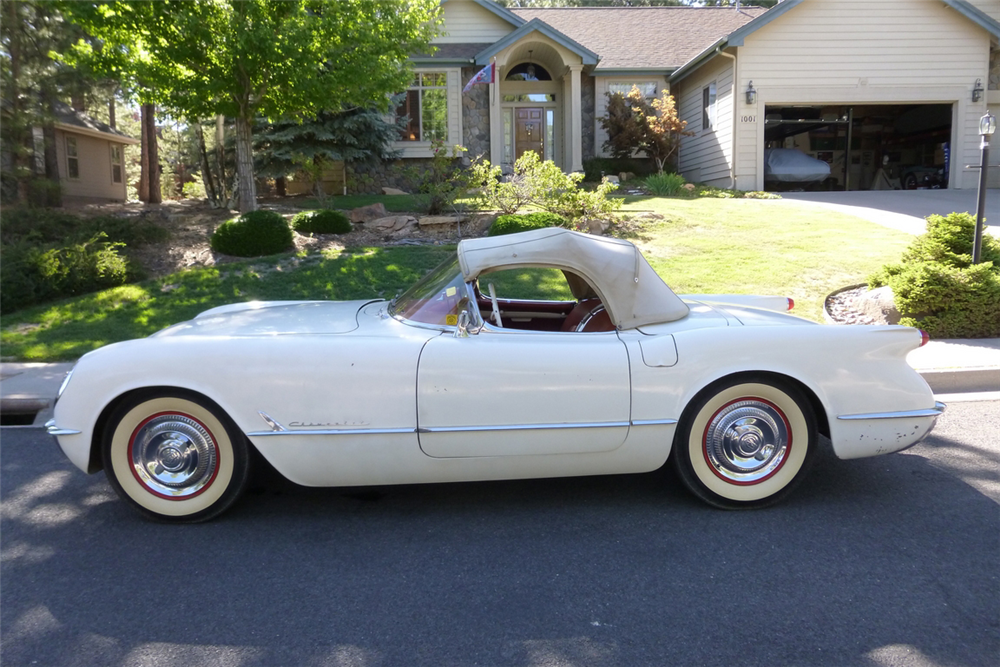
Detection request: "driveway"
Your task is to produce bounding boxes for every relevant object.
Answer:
[780,189,999,237]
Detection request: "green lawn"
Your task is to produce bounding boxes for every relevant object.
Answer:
[0,197,914,361]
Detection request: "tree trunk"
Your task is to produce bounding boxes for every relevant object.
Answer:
[140,102,161,204]
[108,97,116,130]
[215,115,228,201]
[5,0,29,205]
[275,176,286,197]
[194,122,220,206]
[41,89,62,207]
[234,113,257,212]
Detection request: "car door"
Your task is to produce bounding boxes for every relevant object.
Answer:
[416,329,631,458]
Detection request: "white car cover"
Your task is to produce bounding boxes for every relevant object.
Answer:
[457,228,690,329]
[764,148,831,183]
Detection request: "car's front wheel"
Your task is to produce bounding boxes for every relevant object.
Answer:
[103,391,250,522]
[672,376,817,509]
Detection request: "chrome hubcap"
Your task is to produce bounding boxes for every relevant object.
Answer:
[704,399,789,484]
[130,414,218,498]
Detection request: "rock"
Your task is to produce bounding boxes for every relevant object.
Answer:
[350,203,387,224]
[382,187,408,195]
[604,175,620,185]
[418,215,466,227]
[585,219,610,235]
[619,171,636,183]
[371,215,418,232]
[682,183,696,192]
[852,286,901,325]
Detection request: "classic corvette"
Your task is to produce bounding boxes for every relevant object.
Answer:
[48,228,945,522]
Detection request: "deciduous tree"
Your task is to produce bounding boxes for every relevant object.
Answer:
[60,0,438,212]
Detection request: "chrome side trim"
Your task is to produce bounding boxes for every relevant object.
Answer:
[248,427,416,437]
[257,411,287,432]
[417,421,630,434]
[631,419,679,426]
[45,419,81,436]
[837,402,946,421]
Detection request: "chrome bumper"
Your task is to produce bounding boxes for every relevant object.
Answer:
[45,418,80,436]
[837,401,946,421]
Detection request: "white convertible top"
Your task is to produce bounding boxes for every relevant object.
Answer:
[457,228,689,329]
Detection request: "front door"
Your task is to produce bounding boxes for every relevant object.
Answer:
[416,330,631,458]
[515,108,544,161]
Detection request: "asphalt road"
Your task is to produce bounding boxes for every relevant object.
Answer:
[2,400,998,667]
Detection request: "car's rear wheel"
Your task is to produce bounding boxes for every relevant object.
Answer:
[103,392,250,522]
[672,376,817,509]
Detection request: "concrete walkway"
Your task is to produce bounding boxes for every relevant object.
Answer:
[781,189,999,237]
[2,343,996,428]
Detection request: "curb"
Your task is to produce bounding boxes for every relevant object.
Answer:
[918,368,1000,394]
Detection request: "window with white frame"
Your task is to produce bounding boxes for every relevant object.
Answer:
[110,144,123,183]
[66,136,80,179]
[396,72,448,142]
[608,82,657,99]
[702,82,717,131]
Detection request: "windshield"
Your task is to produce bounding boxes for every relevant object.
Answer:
[390,257,473,328]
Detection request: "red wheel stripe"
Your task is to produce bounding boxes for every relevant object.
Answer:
[127,411,221,500]
[701,397,792,486]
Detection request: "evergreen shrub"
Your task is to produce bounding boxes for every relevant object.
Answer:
[488,212,568,237]
[290,209,352,234]
[211,210,293,257]
[868,212,1000,338]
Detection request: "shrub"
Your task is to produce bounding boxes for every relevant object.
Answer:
[582,157,655,183]
[469,161,532,215]
[488,212,569,237]
[868,212,1000,338]
[211,210,293,257]
[0,234,134,314]
[405,141,472,215]
[291,209,352,234]
[644,172,687,196]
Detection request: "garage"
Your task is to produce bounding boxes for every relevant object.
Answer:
[763,104,952,192]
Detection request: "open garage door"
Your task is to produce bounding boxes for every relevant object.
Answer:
[763,104,951,192]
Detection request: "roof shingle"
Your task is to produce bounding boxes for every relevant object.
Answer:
[510,6,767,70]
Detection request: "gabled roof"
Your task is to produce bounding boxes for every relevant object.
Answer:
[512,6,765,72]
[442,0,524,29]
[475,17,599,66]
[942,0,1000,40]
[53,101,140,145]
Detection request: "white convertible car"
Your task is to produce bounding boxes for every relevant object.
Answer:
[48,228,944,522]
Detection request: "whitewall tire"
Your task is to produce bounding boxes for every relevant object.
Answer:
[103,392,250,522]
[672,376,817,509]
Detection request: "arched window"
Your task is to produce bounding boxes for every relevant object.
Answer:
[505,62,551,82]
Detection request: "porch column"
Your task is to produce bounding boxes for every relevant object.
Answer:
[565,64,584,172]
[490,66,504,168]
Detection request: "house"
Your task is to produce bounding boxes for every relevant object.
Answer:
[355,0,999,193]
[47,101,139,203]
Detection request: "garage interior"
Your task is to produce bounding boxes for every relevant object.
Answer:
[763,104,952,191]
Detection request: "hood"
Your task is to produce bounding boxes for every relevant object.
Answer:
[152,300,378,337]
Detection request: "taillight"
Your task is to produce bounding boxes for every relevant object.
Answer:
[786,297,795,311]
[918,329,930,347]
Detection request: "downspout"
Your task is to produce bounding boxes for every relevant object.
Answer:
[716,45,739,189]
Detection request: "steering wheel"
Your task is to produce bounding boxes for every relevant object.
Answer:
[487,282,503,328]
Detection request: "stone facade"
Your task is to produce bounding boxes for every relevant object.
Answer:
[582,74,596,163]
[462,67,491,162]
[346,159,430,195]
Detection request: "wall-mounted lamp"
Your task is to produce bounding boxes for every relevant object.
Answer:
[745,81,757,105]
[972,78,984,103]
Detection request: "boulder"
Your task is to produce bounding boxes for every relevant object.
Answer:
[350,203,387,224]
[372,215,418,233]
[382,187,408,195]
[604,175,620,185]
[619,171,636,183]
[852,286,901,325]
[682,183,696,192]
[585,219,610,235]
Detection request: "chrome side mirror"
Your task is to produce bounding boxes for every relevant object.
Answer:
[454,310,471,338]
